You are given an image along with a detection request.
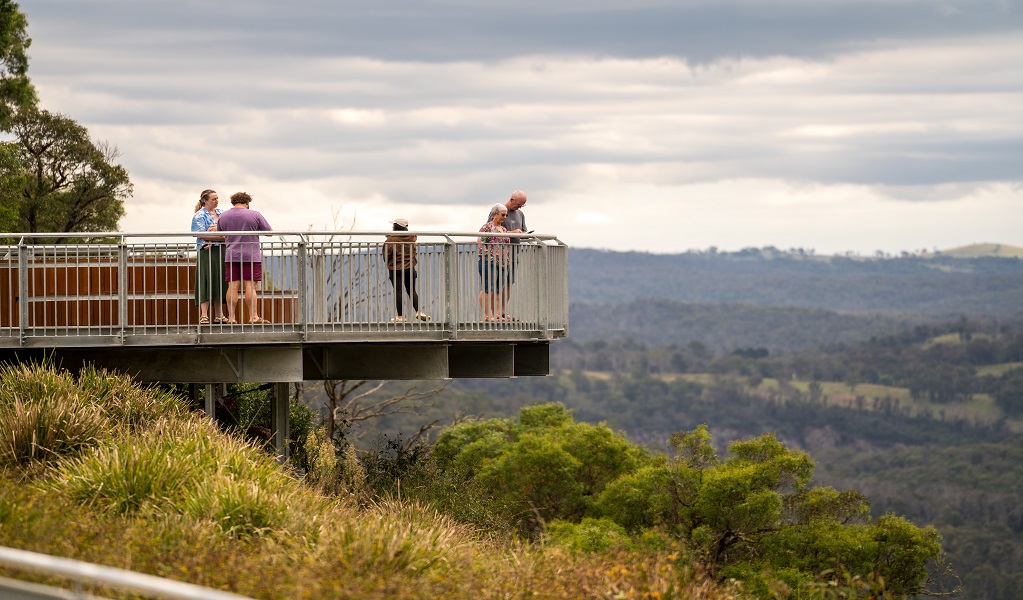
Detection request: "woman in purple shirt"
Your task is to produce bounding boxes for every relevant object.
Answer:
[217,191,272,324]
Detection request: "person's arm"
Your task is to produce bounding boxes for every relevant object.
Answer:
[192,214,223,243]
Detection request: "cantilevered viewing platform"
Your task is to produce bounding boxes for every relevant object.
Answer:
[0,231,568,383]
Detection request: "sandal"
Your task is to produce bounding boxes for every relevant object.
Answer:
[213,316,229,324]
[199,316,210,325]
[250,318,270,324]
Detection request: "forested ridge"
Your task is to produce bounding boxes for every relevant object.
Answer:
[569,247,1023,319]
[264,248,1023,599]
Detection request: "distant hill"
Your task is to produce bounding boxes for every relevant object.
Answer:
[926,243,1023,259]
[568,247,1023,320]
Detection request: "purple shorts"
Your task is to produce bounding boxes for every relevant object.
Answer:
[226,262,263,282]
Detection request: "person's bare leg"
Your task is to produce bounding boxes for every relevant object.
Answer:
[226,281,240,323]
[487,291,501,321]
[199,300,210,320]
[244,280,260,321]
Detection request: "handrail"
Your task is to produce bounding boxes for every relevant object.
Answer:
[3,230,558,241]
[0,545,253,600]
[0,231,570,346]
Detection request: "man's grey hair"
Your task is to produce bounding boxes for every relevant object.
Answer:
[488,203,508,221]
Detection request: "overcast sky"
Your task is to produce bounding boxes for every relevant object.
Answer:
[17,0,1023,254]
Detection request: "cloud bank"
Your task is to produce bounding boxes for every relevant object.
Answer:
[19,0,1023,253]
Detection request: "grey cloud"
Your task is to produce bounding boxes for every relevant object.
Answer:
[27,0,1022,64]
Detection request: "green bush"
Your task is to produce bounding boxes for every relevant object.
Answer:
[547,517,631,553]
[435,403,649,534]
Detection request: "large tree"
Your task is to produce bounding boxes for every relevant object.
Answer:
[0,0,35,130]
[8,108,131,240]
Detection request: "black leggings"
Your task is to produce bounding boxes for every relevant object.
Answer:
[388,268,420,316]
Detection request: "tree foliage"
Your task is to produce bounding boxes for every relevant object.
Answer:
[0,0,35,130]
[6,108,131,239]
[432,403,947,597]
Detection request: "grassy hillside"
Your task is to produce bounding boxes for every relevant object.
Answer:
[0,362,730,600]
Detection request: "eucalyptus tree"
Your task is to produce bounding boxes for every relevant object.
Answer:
[0,0,35,130]
[8,108,131,241]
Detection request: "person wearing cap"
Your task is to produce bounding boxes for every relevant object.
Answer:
[384,218,429,322]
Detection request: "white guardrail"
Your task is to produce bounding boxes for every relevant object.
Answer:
[0,545,252,599]
[0,231,569,346]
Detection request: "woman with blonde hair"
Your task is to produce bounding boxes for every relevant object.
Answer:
[190,189,228,324]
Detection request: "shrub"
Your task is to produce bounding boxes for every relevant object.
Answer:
[547,517,632,553]
[434,403,650,535]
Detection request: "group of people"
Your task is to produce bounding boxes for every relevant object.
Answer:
[475,190,528,322]
[191,190,273,325]
[385,190,529,323]
[192,188,530,325]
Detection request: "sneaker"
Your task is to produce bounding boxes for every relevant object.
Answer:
[415,311,430,321]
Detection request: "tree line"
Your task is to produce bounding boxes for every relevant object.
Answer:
[0,1,131,242]
[552,317,1023,416]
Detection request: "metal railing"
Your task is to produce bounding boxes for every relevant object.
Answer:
[0,231,568,347]
[0,545,252,599]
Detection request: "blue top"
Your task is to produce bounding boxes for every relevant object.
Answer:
[191,208,223,250]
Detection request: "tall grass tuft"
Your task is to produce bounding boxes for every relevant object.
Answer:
[0,362,105,464]
[49,414,328,540]
[182,479,294,538]
[76,365,190,432]
[325,498,471,576]
[51,438,192,514]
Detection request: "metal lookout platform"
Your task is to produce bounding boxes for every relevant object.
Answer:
[0,230,569,455]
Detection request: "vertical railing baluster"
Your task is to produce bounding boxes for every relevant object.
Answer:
[117,238,128,343]
[297,237,307,339]
[444,237,458,338]
[17,238,27,344]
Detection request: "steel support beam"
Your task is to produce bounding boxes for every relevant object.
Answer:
[303,344,449,380]
[0,347,305,383]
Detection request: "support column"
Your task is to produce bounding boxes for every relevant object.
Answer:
[271,382,290,461]
[204,384,215,417]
